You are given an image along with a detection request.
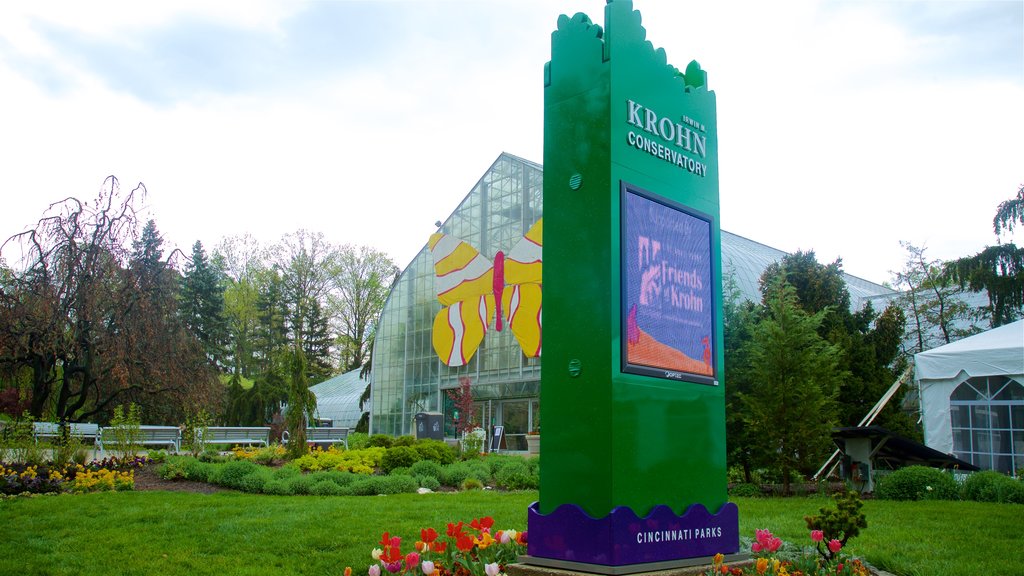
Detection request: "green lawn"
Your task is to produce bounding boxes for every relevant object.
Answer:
[1,491,1021,576]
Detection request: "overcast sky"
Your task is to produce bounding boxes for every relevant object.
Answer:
[1,0,1021,285]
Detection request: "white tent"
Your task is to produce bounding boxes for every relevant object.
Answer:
[915,320,1024,473]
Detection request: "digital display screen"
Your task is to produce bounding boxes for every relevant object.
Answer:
[621,182,716,385]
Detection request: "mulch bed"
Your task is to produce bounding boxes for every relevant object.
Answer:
[132,463,227,494]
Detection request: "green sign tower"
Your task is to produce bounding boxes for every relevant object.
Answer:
[526,1,739,571]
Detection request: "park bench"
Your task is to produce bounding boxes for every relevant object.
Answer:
[32,422,101,445]
[281,427,349,449]
[97,425,182,455]
[202,426,271,447]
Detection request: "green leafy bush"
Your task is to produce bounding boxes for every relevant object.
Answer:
[961,471,1024,503]
[409,459,443,480]
[392,435,416,447]
[158,457,214,482]
[311,470,357,488]
[367,434,394,448]
[381,446,419,474]
[439,460,491,487]
[460,477,484,491]
[263,479,294,496]
[418,475,441,491]
[348,474,418,495]
[729,483,762,498]
[309,478,347,496]
[273,465,302,480]
[210,460,262,490]
[804,489,868,554]
[875,466,959,501]
[236,467,274,493]
[495,458,538,490]
[286,474,315,495]
[346,432,370,450]
[414,439,457,464]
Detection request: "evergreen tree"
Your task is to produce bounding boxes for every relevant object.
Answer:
[302,298,334,383]
[742,277,845,494]
[722,271,763,483]
[179,241,227,367]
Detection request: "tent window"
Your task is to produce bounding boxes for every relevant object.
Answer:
[949,376,1024,474]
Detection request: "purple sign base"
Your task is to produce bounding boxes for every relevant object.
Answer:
[525,501,739,569]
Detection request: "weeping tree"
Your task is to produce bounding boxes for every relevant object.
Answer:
[945,184,1024,327]
[285,344,317,458]
[0,178,220,423]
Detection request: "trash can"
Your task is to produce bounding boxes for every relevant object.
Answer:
[414,412,444,440]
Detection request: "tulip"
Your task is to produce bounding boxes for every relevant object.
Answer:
[345,568,352,576]
[372,549,383,561]
[421,561,435,575]
[369,565,381,576]
[828,539,842,554]
[385,561,403,574]
[485,563,500,576]
[713,553,724,566]
[405,552,420,570]
[810,530,823,543]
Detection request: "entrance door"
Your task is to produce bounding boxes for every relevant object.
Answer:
[501,400,530,451]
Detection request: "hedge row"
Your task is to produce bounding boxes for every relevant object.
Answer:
[875,466,1024,503]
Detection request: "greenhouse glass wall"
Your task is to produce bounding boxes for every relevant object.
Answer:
[371,154,543,450]
[370,153,894,450]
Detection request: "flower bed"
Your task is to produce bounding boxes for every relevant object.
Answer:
[353,516,526,576]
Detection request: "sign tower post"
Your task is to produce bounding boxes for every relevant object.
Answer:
[525,1,740,572]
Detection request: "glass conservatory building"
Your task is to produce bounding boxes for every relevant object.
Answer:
[369,153,894,449]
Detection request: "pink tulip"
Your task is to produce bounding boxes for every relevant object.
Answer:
[421,561,435,575]
[485,563,500,576]
[810,530,823,543]
[369,565,381,576]
[828,539,842,554]
[405,552,420,569]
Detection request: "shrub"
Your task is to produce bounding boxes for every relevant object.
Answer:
[875,466,959,501]
[389,466,410,477]
[392,435,417,447]
[961,471,1024,503]
[349,474,418,495]
[311,470,358,488]
[273,464,302,480]
[286,474,315,495]
[367,434,394,448]
[461,477,484,491]
[804,489,868,553]
[495,458,538,490]
[346,432,370,450]
[409,459,444,480]
[237,467,274,494]
[309,478,346,496]
[159,456,214,482]
[146,449,168,463]
[211,460,262,490]
[418,475,441,491]
[485,454,521,477]
[414,439,457,464]
[440,461,490,487]
[729,483,762,498]
[263,479,294,496]
[381,446,419,474]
